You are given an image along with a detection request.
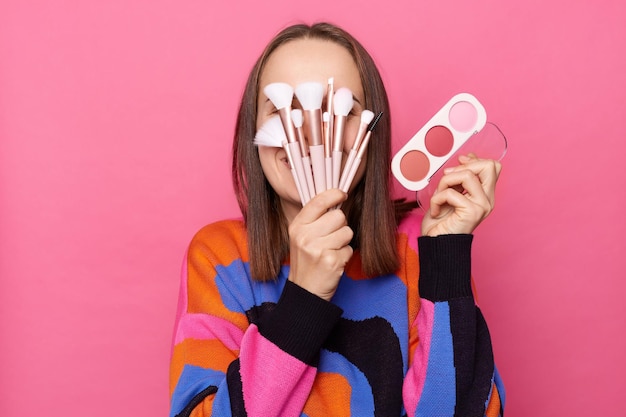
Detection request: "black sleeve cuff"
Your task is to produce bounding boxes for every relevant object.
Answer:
[418,234,474,302]
[256,280,343,366]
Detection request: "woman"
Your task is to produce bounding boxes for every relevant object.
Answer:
[169,22,505,417]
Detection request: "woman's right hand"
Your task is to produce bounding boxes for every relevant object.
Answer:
[287,189,354,301]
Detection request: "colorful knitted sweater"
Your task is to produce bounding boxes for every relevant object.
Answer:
[169,213,505,416]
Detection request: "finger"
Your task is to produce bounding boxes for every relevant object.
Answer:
[429,187,486,222]
[290,209,348,250]
[444,159,501,202]
[432,163,494,206]
[428,197,455,219]
[463,158,501,192]
[315,208,351,237]
[447,156,497,176]
[429,188,468,218]
[315,244,354,278]
[327,244,354,266]
[459,153,477,163]
[437,168,483,196]
[446,172,493,217]
[336,244,354,265]
[462,156,502,177]
[448,169,489,199]
[297,189,347,224]
[319,224,354,250]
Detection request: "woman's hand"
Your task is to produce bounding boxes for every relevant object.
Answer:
[288,189,354,301]
[421,154,502,237]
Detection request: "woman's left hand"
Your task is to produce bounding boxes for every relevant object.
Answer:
[421,154,502,237]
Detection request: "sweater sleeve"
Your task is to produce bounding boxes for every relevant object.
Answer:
[403,234,505,417]
[169,225,342,417]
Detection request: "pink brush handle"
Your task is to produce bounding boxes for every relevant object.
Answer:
[308,144,326,195]
[283,141,306,206]
[291,168,305,205]
[334,155,361,210]
[287,142,310,204]
[338,150,357,191]
[340,156,361,193]
[325,157,333,192]
[332,150,342,189]
[301,156,316,199]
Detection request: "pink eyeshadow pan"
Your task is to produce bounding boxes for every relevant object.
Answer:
[400,150,430,182]
[448,101,478,132]
[424,125,454,157]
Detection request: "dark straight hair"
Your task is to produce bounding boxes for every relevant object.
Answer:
[232,22,413,281]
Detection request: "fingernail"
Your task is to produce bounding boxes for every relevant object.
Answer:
[444,167,454,174]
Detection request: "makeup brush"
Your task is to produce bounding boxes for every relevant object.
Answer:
[323,111,332,191]
[331,87,354,189]
[338,110,375,190]
[291,109,316,199]
[340,112,383,193]
[323,78,334,191]
[253,115,284,147]
[263,82,310,204]
[290,109,308,158]
[254,115,306,204]
[283,140,306,205]
[326,77,334,156]
[294,82,326,196]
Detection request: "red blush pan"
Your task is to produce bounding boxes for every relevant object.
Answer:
[400,150,430,182]
[391,93,487,191]
[425,126,454,157]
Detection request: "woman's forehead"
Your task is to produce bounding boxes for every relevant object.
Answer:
[259,38,364,99]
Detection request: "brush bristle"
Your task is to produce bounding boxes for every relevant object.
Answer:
[333,87,353,116]
[323,111,329,122]
[368,112,384,131]
[263,83,294,110]
[294,82,324,110]
[360,110,375,124]
[253,116,286,147]
[291,109,303,128]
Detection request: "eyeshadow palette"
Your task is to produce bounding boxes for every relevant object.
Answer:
[392,93,488,192]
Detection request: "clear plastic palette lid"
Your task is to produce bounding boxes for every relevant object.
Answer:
[416,122,508,212]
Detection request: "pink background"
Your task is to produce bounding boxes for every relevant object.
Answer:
[1,0,624,416]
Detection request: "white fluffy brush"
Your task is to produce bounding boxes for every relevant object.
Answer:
[295,82,326,195]
[254,115,286,147]
[263,82,310,203]
[291,109,316,198]
[331,87,354,189]
[254,115,306,204]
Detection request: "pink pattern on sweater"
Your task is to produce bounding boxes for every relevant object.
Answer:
[174,313,244,349]
[171,251,244,350]
[403,299,435,416]
[239,324,317,417]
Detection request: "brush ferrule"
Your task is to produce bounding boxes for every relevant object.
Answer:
[326,81,334,137]
[295,126,308,155]
[304,109,323,146]
[332,115,347,152]
[278,107,298,144]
